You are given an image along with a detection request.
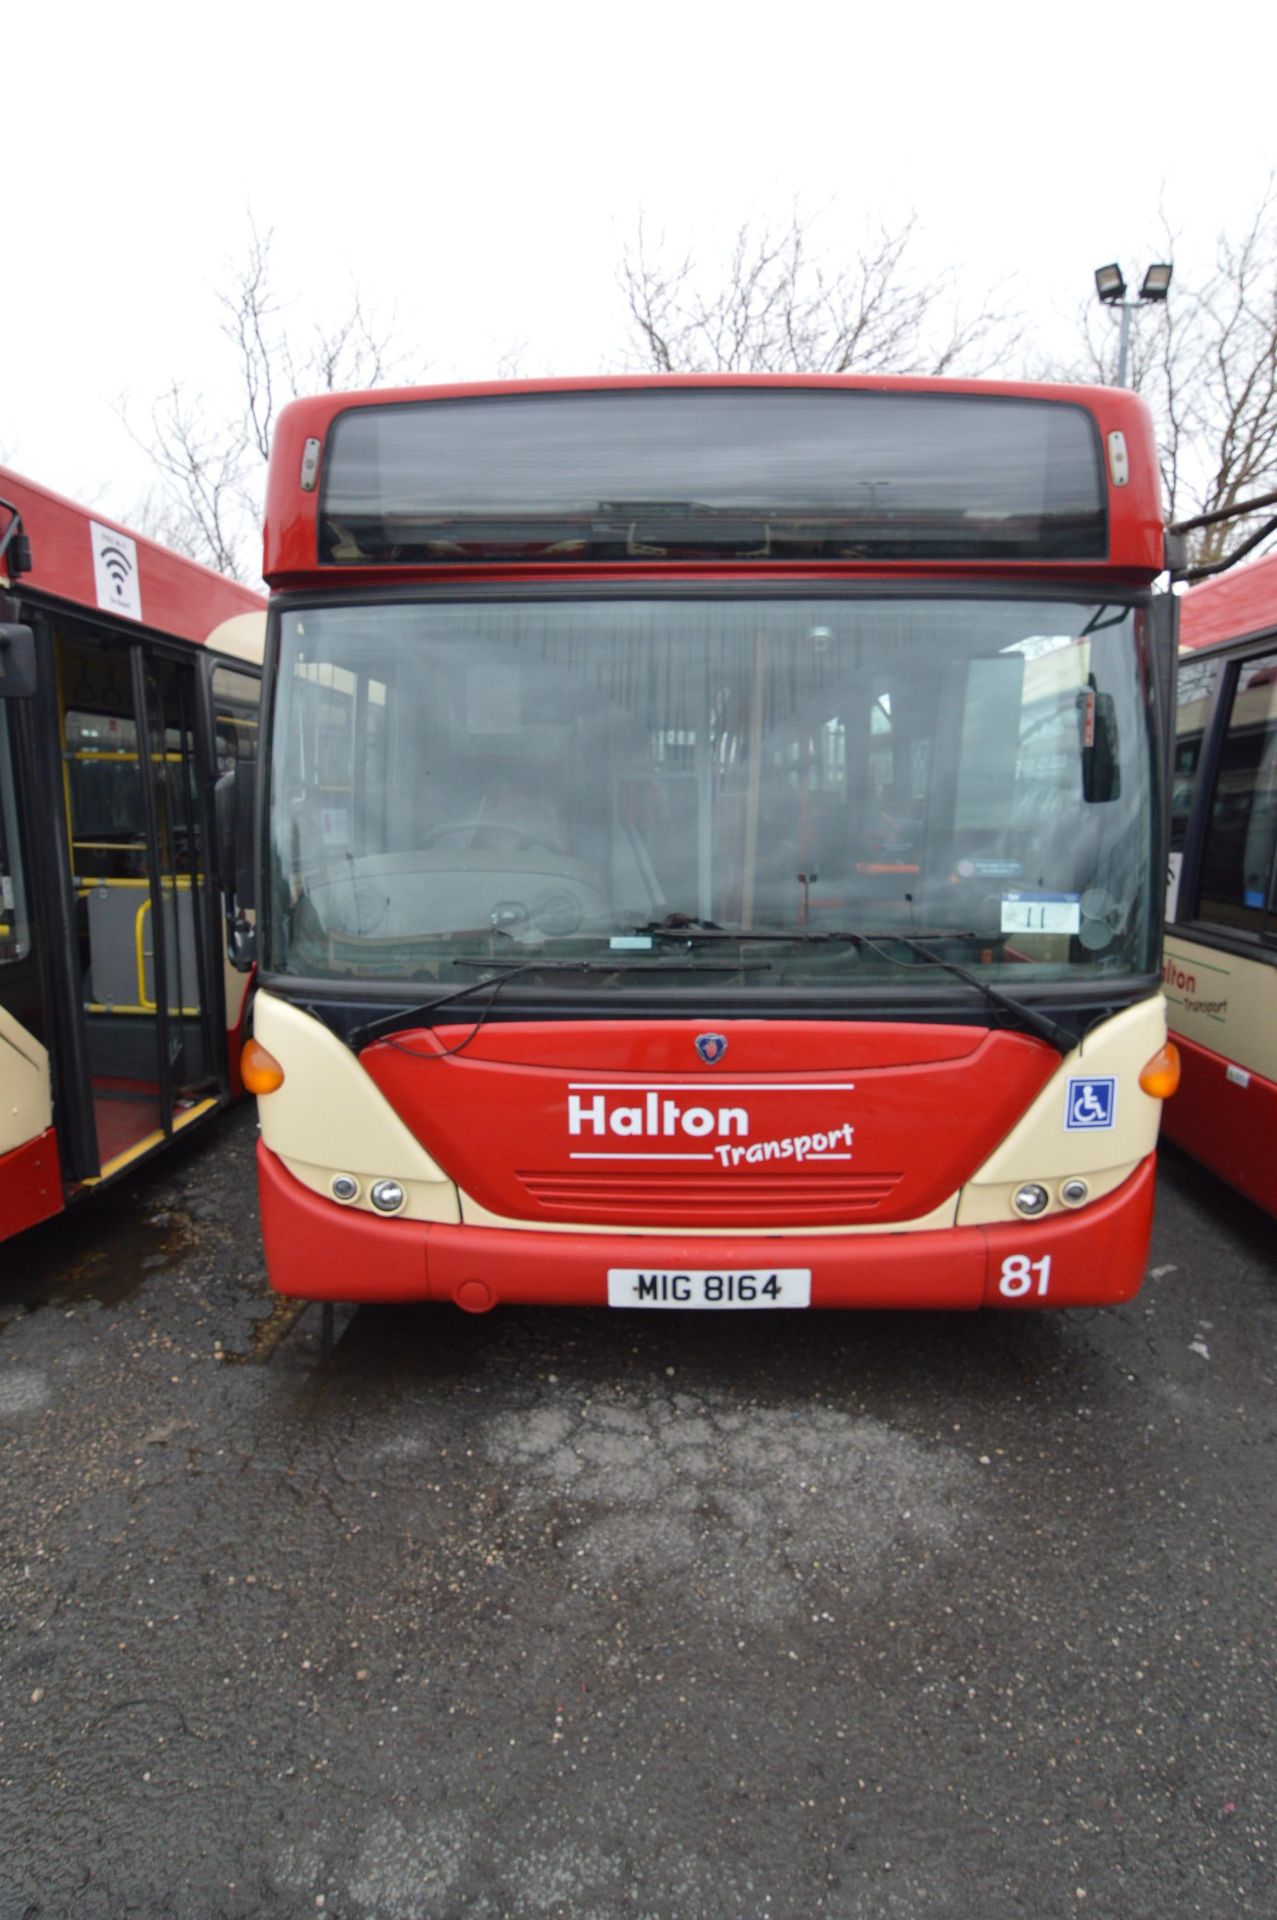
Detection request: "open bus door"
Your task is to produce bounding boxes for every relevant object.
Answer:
[4,607,229,1208]
[56,619,224,1183]
[0,620,63,1233]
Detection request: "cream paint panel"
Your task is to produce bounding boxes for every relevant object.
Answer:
[207,613,266,666]
[277,1153,457,1220]
[252,991,460,1222]
[957,1159,1143,1226]
[1164,939,1277,1083]
[956,996,1166,1225]
[0,1005,53,1155]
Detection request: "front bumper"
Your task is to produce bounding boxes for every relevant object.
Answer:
[257,1140,1157,1311]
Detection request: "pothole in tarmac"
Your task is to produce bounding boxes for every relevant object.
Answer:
[218,1293,310,1364]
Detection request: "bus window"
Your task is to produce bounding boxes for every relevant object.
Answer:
[1198,652,1277,933]
[62,635,150,884]
[1170,655,1221,856]
[212,666,260,775]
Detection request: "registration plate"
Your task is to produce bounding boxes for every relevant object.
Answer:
[607,1268,812,1309]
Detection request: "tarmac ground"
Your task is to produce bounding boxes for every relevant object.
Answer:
[1,1107,1273,1919]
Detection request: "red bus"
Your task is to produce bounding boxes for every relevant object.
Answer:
[0,468,265,1241]
[239,376,1181,1314]
[1163,552,1277,1214]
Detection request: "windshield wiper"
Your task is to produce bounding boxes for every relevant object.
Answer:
[638,921,1074,1049]
[641,919,837,943]
[638,918,980,945]
[345,932,1074,1054]
[347,955,770,1050]
[860,933,1078,1054]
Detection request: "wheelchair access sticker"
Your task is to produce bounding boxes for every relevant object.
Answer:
[1065,1077,1117,1131]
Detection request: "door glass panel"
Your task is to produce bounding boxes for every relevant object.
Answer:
[143,656,211,1104]
[59,628,165,1168]
[0,714,29,963]
[211,665,260,774]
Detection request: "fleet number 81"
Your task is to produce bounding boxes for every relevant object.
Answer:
[998,1254,1052,1299]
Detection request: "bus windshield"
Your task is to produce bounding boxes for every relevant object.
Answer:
[266,594,1159,991]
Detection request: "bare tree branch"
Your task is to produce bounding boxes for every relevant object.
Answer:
[619,206,1018,379]
[123,383,249,578]
[220,217,279,465]
[126,217,423,578]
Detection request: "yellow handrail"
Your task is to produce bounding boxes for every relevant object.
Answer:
[135,898,155,1009]
[76,875,196,891]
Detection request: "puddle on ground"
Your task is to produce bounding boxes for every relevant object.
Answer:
[0,1194,198,1317]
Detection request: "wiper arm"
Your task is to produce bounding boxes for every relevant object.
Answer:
[347,955,769,1050]
[640,915,863,944]
[640,918,983,946]
[643,922,1074,1048]
[862,933,1077,1054]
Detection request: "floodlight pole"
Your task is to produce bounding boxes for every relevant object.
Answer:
[1094,263,1172,387]
[1115,302,1135,389]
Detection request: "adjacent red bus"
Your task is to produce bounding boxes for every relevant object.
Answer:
[0,469,265,1241]
[242,376,1180,1313]
[1163,552,1277,1214]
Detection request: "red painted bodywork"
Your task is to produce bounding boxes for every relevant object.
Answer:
[358,1019,1059,1229]
[257,1137,1156,1311]
[1159,1032,1277,1217]
[0,466,265,635]
[0,1128,65,1238]
[262,375,1166,590]
[1179,551,1277,652]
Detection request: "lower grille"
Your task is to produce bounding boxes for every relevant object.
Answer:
[515,1167,904,1225]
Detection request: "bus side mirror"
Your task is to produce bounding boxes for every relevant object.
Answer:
[214,766,259,971]
[228,915,257,971]
[1079,682,1121,803]
[0,624,36,700]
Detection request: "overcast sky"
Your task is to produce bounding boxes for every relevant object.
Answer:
[7,0,1274,577]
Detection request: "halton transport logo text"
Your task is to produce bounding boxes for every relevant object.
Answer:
[566,1085,856,1166]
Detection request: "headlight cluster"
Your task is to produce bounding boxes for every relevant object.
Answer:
[329,1175,407,1214]
[1013,1178,1090,1218]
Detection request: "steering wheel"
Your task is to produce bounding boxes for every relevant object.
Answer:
[421,819,558,853]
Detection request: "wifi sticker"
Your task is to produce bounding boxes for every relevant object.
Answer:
[90,522,142,621]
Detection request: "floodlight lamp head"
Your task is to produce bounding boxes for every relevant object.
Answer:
[1094,263,1127,304]
[1139,262,1173,302]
